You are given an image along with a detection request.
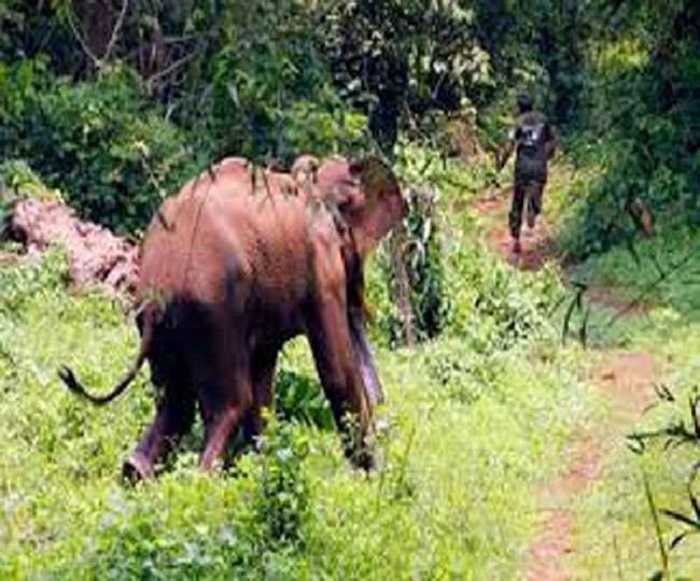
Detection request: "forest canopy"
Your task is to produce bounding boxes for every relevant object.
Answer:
[1,1,697,245]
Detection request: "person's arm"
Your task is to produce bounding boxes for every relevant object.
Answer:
[497,129,516,171]
[545,123,557,160]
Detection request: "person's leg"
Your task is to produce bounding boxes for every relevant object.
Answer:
[509,180,526,253]
[526,180,545,229]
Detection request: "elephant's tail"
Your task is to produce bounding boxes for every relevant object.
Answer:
[58,304,158,406]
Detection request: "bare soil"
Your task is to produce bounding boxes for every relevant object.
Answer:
[6,199,139,298]
[472,189,659,580]
[473,191,556,272]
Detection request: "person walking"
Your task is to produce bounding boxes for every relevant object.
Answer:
[497,94,557,254]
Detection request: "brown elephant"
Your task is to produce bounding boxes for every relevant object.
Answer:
[59,154,406,481]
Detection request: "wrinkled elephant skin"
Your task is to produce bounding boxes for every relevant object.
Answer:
[59,155,406,480]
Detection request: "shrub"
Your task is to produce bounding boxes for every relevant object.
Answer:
[210,0,365,164]
[444,214,562,353]
[251,414,311,551]
[0,60,203,234]
[0,247,70,318]
[558,21,700,260]
[274,368,334,431]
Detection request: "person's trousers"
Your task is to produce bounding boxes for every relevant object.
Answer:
[509,178,545,239]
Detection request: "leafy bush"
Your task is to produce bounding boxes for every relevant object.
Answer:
[0,248,69,317]
[210,0,365,164]
[557,4,700,260]
[1,159,59,240]
[0,60,202,234]
[274,368,334,431]
[0,159,62,203]
[439,206,562,353]
[370,143,497,349]
[251,414,311,551]
[403,187,449,340]
[375,187,449,348]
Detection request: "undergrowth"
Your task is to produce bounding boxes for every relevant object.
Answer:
[0,179,592,578]
[570,317,700,579]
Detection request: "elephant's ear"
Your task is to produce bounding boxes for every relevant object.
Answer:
[345,155,405,255]
[316,155,405,255]
[350,156,400,204]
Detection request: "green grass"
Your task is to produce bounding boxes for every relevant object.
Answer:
[569,316,700,579]
[0,206,596,578]
[570,226,700,319]
[546,310,700,576]
[544,164,700,577]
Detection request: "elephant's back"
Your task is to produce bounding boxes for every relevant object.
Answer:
[138,165,315,310]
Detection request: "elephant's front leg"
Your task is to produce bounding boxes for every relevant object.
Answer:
[306,297,374,470]
[243,345,280,446]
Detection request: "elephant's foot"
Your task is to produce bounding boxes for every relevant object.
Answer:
[351,448,376,473]
[122,453,155,484]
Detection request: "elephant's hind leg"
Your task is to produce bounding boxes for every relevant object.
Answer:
[199,361,253,471]
[243,344,280,446]
[123,381,196,483]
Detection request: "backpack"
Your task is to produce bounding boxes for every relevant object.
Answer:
[517,120,546,157]
[514,112,551,180]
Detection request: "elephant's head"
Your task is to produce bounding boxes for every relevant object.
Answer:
[306,155,405,409]
[314,155,407,258]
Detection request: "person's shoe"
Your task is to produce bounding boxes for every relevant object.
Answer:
[526,210,537,229]
[512,239,522,254]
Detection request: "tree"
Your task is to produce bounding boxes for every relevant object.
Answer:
[317,0,492,159]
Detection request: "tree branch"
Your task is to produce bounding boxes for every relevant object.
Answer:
[64,0,130,70]
[102,0,130,63]
[64,5,101,69]
[145,51,197,89]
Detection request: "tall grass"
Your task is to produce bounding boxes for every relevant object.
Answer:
[0,187,593,578]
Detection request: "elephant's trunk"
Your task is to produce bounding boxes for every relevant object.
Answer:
[349,313,385,408]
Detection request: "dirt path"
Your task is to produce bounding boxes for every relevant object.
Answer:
[472,190,658,580]
[473,191,556,271]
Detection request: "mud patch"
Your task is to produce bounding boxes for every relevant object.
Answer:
[8,199,139,297]
[474,191,558,271]
[472,187,659,579]
[590,351,657,417]
[584,286,652,318]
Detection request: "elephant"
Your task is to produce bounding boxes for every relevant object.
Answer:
[59,154,406,482]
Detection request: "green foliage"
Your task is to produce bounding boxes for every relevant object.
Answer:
[210,0,365,164]
[0,248,70,317]
[0,60,201,234]
[274,368,334,431]
[0,207,592,578]
[0,0,28,58]
[556,1,700,260]
[367,144,560,350]
[1,159,63,239]
[252,413,310,551]
[570,225,700,320]
[572,329,700,578]
[376,186,449,347]
[0,159,62,203]
[319,0,495,156]
[451,243,562,353]
[402,187,449,340]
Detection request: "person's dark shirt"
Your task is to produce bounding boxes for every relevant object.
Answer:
[509,110,556,180]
